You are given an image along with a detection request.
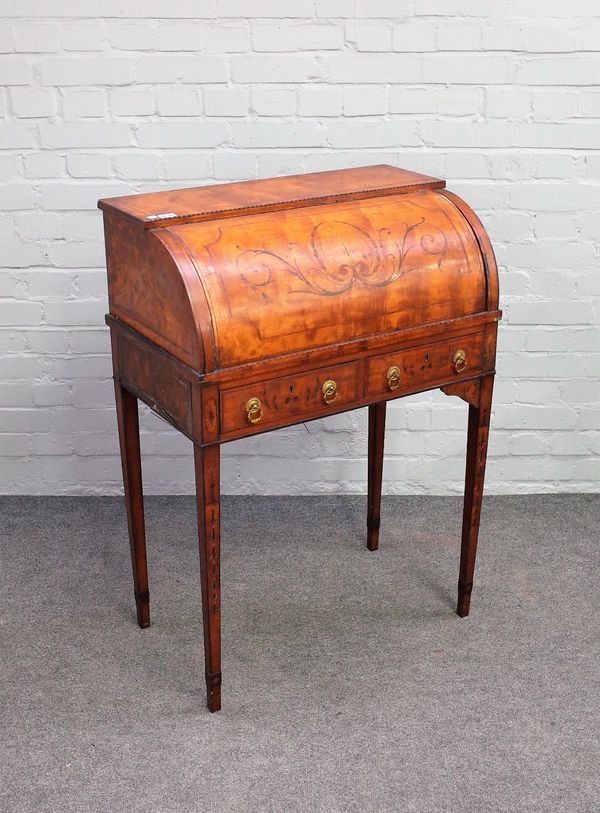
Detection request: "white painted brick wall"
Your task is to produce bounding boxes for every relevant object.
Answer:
[1,2,599,496]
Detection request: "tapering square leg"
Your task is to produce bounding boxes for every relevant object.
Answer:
[457,375,494,617]
[113,381,150,629]
[367,401,386,551]
[194,443,222,712]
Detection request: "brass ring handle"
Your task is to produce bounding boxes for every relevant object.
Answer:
[245,397,263,424]
[453,349,467,374]
[322,379,337,405]
[386,365,401,392]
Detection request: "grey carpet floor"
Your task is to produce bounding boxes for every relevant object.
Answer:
[0,494,599,813]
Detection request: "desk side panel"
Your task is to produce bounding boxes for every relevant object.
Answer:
[102,210,211,371]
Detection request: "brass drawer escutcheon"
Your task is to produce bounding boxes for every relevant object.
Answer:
[322,379,337,405]
[245,397,263,424]
[386,365,401,391]
[453,349,467,374]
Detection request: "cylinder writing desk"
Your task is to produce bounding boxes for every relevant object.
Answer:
[99,164,501,712]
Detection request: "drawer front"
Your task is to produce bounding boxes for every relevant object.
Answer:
[366,333,485,397]
[220,361,359,434]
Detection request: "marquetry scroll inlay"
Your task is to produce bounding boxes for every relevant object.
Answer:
[237,219,448,296]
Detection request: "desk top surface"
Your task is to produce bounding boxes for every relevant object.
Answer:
[98,164,445,229]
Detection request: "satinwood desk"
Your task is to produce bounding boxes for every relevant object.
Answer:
[99,165,501,712]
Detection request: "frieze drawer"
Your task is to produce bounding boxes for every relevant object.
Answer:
[220,361,359,435]
[366,333,486,397]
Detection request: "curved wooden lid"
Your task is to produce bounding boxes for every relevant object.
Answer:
[168,189,486,368]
